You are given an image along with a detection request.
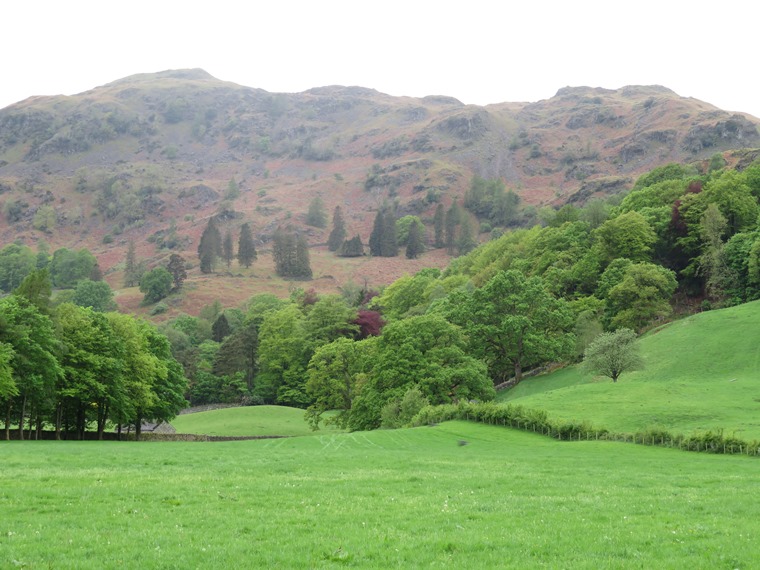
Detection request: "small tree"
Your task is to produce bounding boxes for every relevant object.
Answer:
[237,222,257,268]
[583,328,643,382]
[166,254,187,291]
[328,206,347,252]
[139,267,173,304]
[198,217,222,274]
[306,196,327,228]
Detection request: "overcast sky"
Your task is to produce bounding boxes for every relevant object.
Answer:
[3,1,759,118]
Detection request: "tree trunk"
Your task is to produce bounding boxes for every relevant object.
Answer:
[55,403,62,441]
[35,414,42,440]
[18,394,26,441]
[514,361,523,384]
[135,419,142,441]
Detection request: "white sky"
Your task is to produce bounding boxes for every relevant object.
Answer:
[2,0,759,118]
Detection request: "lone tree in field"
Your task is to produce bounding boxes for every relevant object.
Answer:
[583,328,643,382]
[237,222,257,268]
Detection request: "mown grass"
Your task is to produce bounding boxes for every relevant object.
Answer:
[499,300,760,439]
[2,421,758,569]
[171,405,341,437]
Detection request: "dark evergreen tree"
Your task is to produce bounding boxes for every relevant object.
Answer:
[272,228,297,277]
[338,235,364,257]
[237,222,257,268]
[369,210,385,256]
[166,254,187,291]
[212,320,258,390]
[294,234,313,279]
[445,202,461,255]
[381,209,398,257]
[124,241,139,287]
[328,206,347,252]
[433,203,445,248]
[222,230,234,268]
[306,196,327,228]
[406,220,425,259]
[198,217,222,274]
[457,216,477,255]
[212,313,232,343]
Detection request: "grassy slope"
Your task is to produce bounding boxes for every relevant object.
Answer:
[499,300,760,439]
[171,405,341,437]
[2,422,757,568]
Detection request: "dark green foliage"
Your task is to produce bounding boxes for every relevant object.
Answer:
[338,235,364,257]
[166,253,187,291]
[49,248,98,289]
[369,209,385,256]
[222,230,234,268]
[237,222,257,268]
[405,218,425,259]
[369,208,398,257]
[72,279,116,312]
[123,241,141,288]
[211,313,232,343]
[306,196,327,228]
[433,203,445,248]
[327,206,347,252]
[272,230,312,279]
[139,267,173,304]
[464,176,521,226]
[212,319,258,390]
[456,216,477,255]
[444,202,460,254]
[13,268,52,314]
[197,217,222,274]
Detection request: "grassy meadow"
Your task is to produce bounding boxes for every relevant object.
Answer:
[3,421,758,569]
[500,300,760,439]
[171,405,341,437]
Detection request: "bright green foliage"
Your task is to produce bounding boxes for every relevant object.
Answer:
[0,342,15,401]
[236,222,257,268]
[456,216,477,255]
[464,175,521,226]
[245,293,287,328]
[583,328,642,382]
[306,195,327,228]
[632,162,690,190]
[380,386,430,429]
[374,268,441,321]
[302,295,358,344]
[607,262,677,330]
[447,270,575,383]
[72,279,116,312]
[139,267,173,304]
[0,244,36,292]
[212,319,258,390]
[396,216,425,246]
[327,206,347,252]
[619,178,688,212]
[49,247,98,289]
[305,337,375,429]
[595,211,657,262]
[350,314,494,430]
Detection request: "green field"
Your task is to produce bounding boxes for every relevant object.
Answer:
[170,405,339,437]
[500,300,760,439]
[3,421,758,569]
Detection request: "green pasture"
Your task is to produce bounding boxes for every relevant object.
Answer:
[170,405,338,437]
[2,421,758,569]
[500,300,760,439]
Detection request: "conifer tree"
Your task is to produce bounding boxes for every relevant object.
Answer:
[445,202,461,255]
[381,209,398,257]
[338,235,364,257]
[222,230,234,268]
[328,206,347,252]
[212,313,232,342]
[124,241,140,287]
[166,253,187,291]
[198,217,222,274]
[369,210,385,256]
[406,219,425,259]
[294,234,313,279]
[237,222,257,268]
[306,196,327,228]
[433,203,445,248]
[457,216,477,255]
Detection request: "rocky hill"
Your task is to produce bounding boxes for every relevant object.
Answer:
[1,69,758,312]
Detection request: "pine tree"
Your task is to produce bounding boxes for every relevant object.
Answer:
[433,203,445,248]
[306,196,327,228]
[124,241,139,287]
[445,202,461,255]
[381,209,398,257]
[457,216,477,255]
[166,253,187,291]
[237,222,257,268]
[212,313,232,342]
[338,235,364,257]
[328,206,347,252]
[222,230,234,268]
[198,217,222,273]
[406,220,425,259]
[369,210,385,256]
[294,234,313,279]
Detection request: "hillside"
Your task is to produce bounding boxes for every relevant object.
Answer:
[498,300,760,439]
[1,69,759,313]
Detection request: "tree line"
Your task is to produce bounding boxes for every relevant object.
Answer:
[0,270,187,440]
